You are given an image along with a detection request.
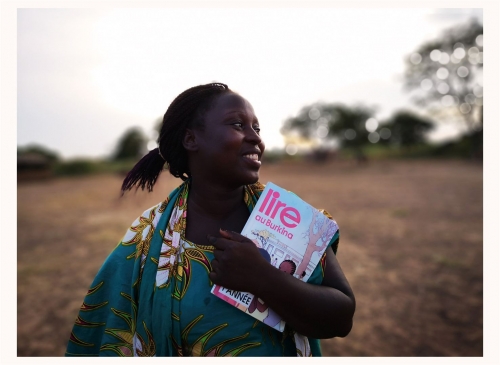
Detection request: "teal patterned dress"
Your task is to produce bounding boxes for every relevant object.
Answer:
[65,181,339,357]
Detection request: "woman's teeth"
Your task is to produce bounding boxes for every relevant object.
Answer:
[243,154,259,161]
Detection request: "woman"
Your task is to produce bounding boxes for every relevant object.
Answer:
[66,83,355,357]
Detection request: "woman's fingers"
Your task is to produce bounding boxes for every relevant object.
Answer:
[210,258,221,283]
[212,248,224,261]
[219,229,248,242]
[207,234,232,250]
[211,258,219,271]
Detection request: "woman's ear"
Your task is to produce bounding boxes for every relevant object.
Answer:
[182,129,198,152]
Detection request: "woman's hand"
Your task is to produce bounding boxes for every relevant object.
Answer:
[207,229,355,339]
[208,229,269,293]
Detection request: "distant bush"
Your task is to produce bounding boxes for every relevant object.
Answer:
[53,158,142,177]
[430,131,482,159]
[17,144,60,162]
[54,159,104,176]
[262,150,286,163]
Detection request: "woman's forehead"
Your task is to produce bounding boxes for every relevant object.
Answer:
[212,93,255,114]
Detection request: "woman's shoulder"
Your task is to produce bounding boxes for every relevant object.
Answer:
[126,182,184,228]
[128,200,168,227]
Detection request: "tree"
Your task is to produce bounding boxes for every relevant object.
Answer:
[17,144,60,162]
[404,19,483,133]
[281,102,377,160]
[112,127,147,161]
[381,111,434,147]
[296,209,338,276]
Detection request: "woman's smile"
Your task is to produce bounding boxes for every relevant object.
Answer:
[242,152,262,167]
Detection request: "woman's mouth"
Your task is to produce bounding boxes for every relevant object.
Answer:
[242,153,261,167]
[242,153,259,161]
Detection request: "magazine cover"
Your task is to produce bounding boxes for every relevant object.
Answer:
[211,182,339,332]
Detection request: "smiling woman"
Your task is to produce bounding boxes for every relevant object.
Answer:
[65,83,355,357]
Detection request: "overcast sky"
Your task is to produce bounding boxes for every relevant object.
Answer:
[17,7,483,159]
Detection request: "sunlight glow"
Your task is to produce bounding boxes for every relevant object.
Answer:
[441,95,455,107]
[473,85,483,97]
[308,107,321,120]
[457,66,469,77]
[379,128,391,140]
[459,103,471,114]
[410,53,422,65]
[365,118,379,132]
[316,117,328,127]
[465,94,476,104]
[344,129,356,140]
[368,132,380,143]
[475,34,483,47]
[468,47,480,57]
[437,67,449,79]
[439,52,450,64]
[317,125,329,139]
[430,49,441,61]
[420,78,433,91]
[437,82,450,94]
[285,144,298,155]
[147,140,157,150]
[453,47,466,59]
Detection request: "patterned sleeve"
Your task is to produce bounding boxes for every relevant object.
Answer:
[65,203,164,356]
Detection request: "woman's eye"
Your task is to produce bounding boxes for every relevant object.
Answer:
[232,121,243,128]
[253,126,261,133]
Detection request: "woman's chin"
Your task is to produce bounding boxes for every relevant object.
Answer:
[236,170,260,186]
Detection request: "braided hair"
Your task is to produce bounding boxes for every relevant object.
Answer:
[121,83,231,194]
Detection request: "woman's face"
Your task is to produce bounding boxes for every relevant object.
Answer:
[189,93,265,187]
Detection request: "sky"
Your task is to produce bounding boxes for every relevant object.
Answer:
[17,7,484,159]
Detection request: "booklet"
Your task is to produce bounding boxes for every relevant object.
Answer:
[210,182,339,332]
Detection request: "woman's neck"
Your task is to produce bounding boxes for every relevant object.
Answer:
[187,178,245,220]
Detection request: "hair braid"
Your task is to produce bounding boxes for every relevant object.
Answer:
[121,82,230,194]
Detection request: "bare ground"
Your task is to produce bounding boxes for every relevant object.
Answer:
[17,159,483,356]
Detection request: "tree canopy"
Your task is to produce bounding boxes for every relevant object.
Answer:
[404,19,483,133]
[281,102,377,151]
[381,111,434,147]
[17,144,60,162]
[112,127,147,161]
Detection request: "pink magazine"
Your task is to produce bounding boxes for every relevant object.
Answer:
[210,182,339,332]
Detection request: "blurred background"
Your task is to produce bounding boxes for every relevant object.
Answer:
[16,6,486,357]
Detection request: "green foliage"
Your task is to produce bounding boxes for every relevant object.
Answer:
[261,149,286,163]
[17,144,60,162]
[404,19,483,132]
[154,117,163,135]
[430,130,482,159]
[53,159,138,177]
[281,102,376,158]
[381,111,434,147]
[112,127,147,161]
[54,159,102,176]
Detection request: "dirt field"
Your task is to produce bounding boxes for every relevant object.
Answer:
[17,159,483,356]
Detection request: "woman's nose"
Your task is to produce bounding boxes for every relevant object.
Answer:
[245,127,262,145]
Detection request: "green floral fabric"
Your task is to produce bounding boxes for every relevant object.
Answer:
[66,181,339,357]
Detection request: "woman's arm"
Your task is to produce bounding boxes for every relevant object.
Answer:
[208,229,355,339]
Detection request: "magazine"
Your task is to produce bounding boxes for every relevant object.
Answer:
[210,182,339,332]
